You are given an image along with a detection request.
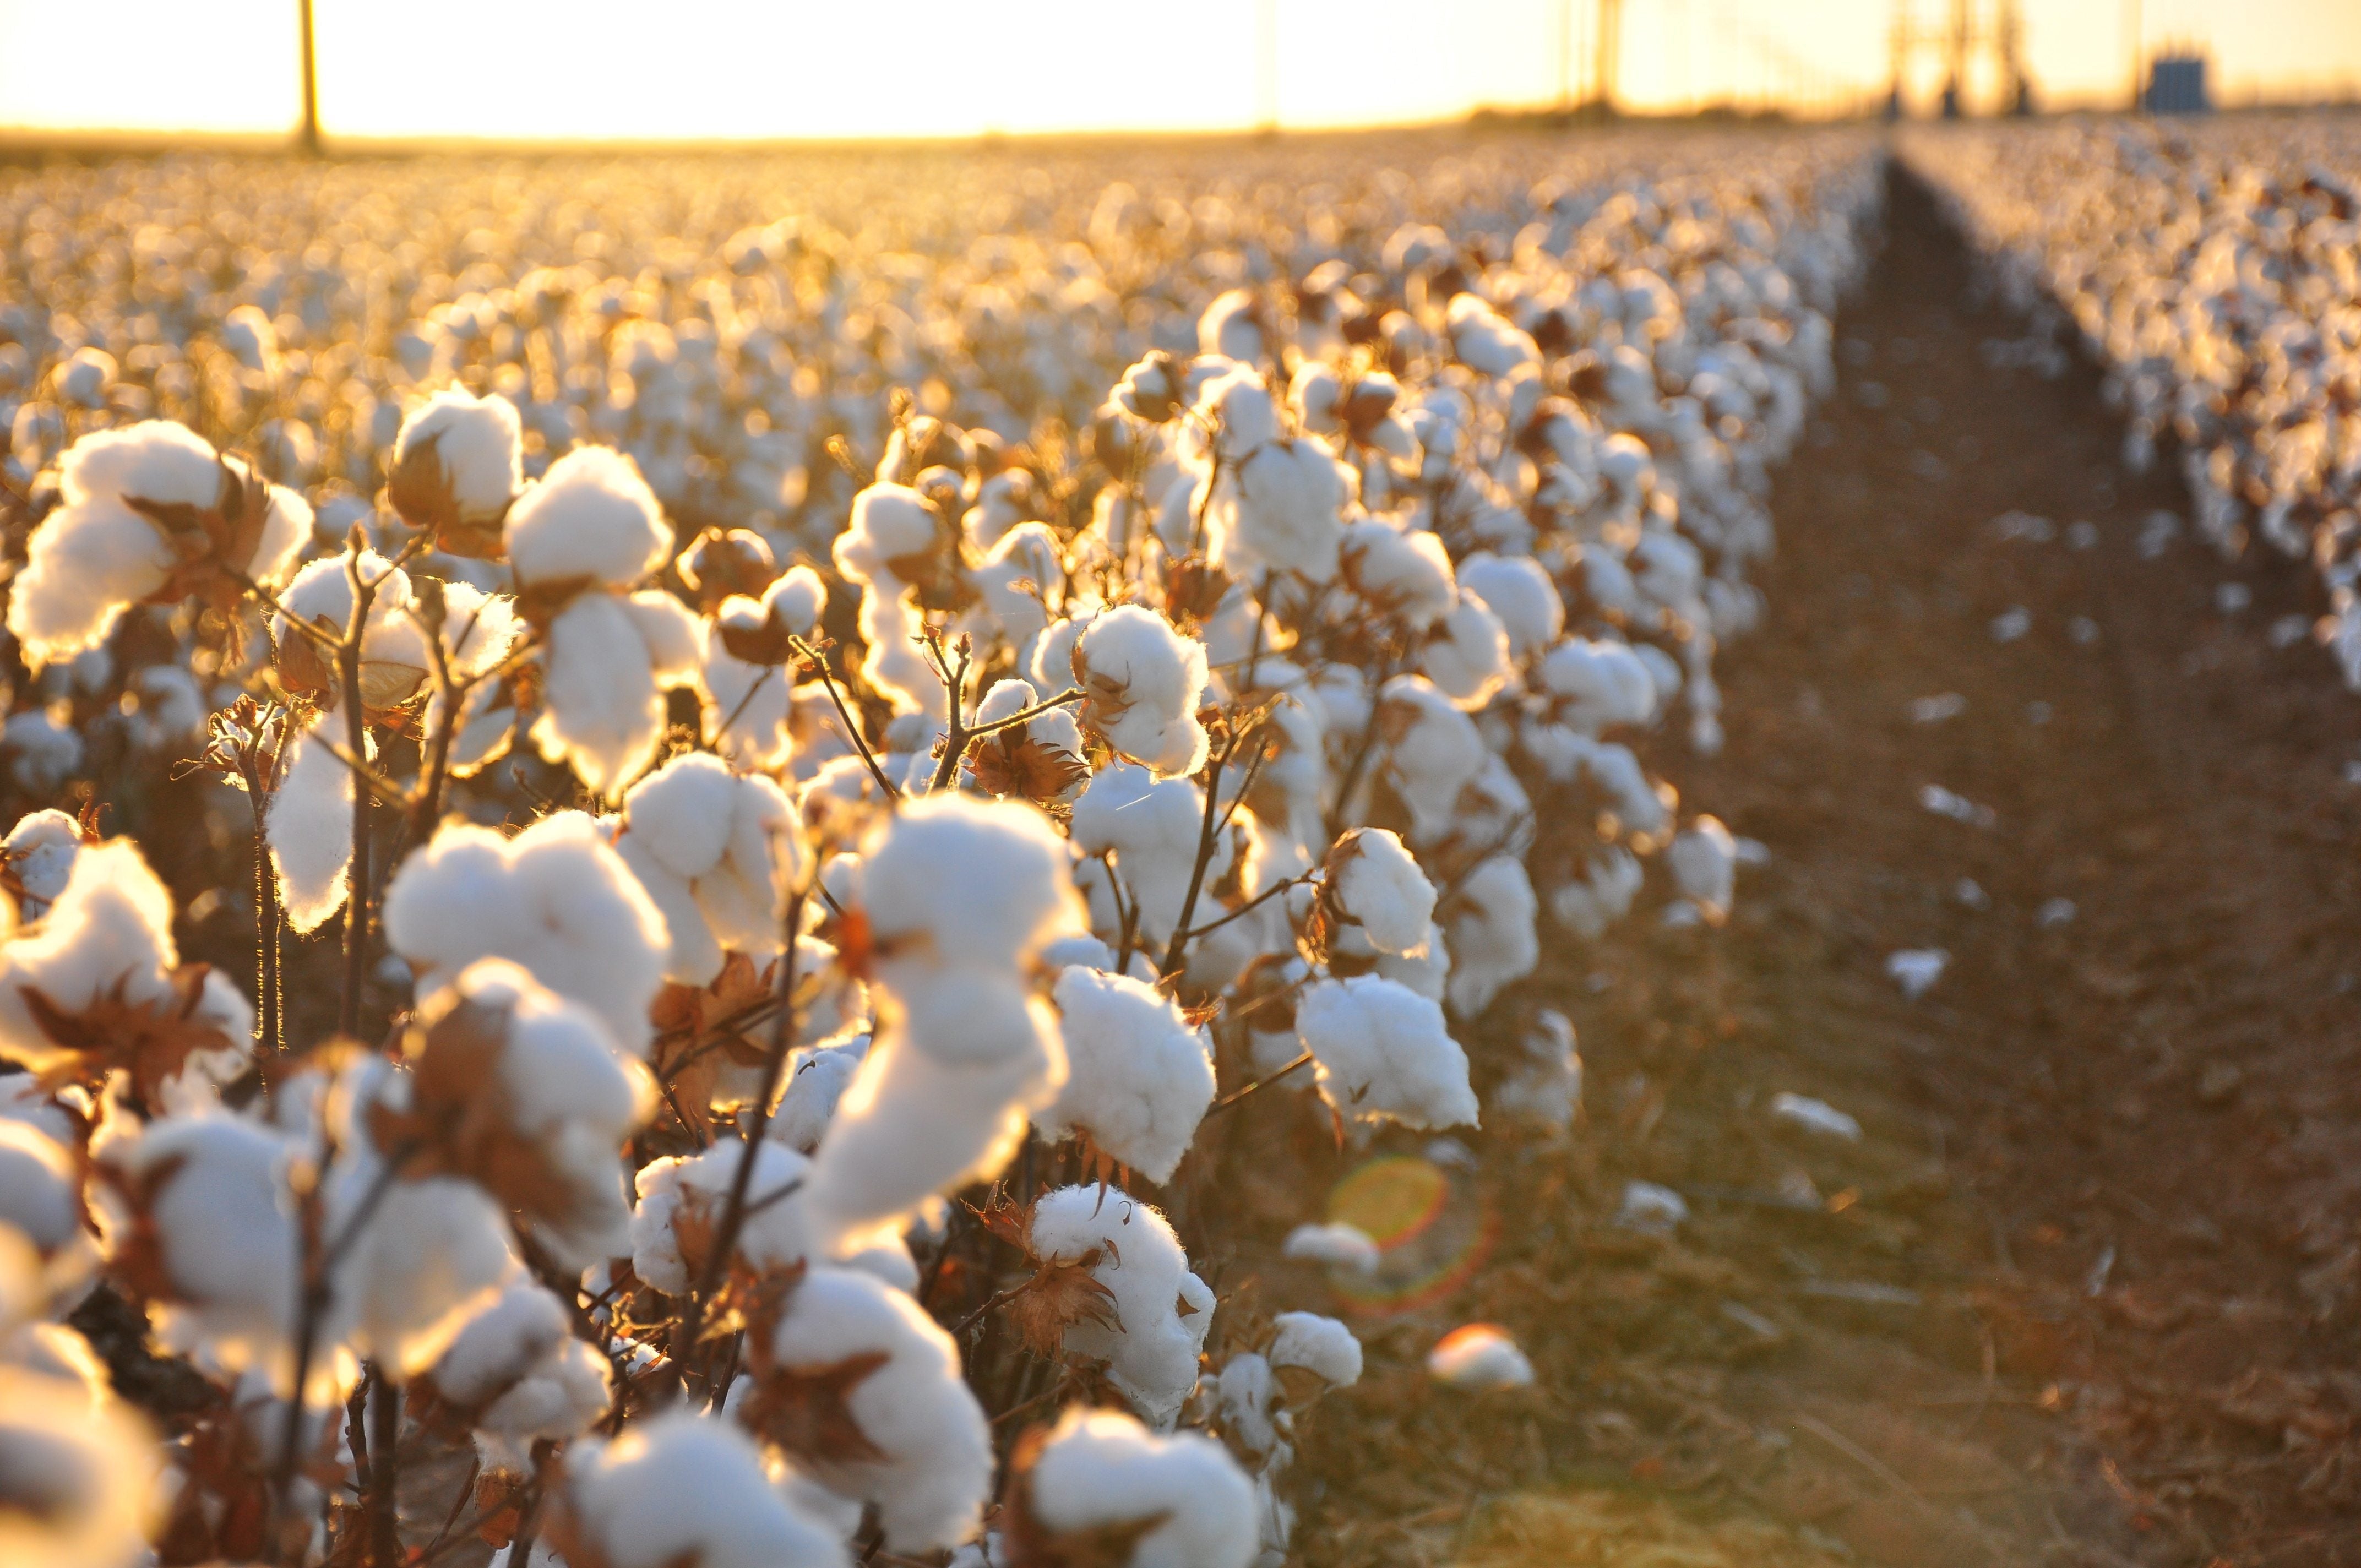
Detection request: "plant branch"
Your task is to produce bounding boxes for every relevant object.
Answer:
[792,636,899,804]
[1208,1049,1314,1114]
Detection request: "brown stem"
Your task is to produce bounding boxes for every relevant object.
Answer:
[791,636,900,804]
[1207,1048,1314,1114]
[925,635,973,796]
[1158,731,1238,981]
[338,532,378,1041]
[1181,868,1315,943]
[366,1367,401,1568]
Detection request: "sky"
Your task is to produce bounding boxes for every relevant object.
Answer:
[1,0,2356,141]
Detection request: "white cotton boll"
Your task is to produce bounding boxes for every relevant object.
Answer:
[1538,638,1658,734]
[0,839,191,1078]
[800,1013,1062,1256]
[273,551,429,699]
[57,418,221,511]
[504,445,672,589]
[1074,606,1210,777]
[53,347,115,410]
[765,564,829,638]
[1769,1092,1863,1142]
[971,522,1061,653]
[0,1122,82,1278]
[1457,552,1564,661]
[531,592,667,801]
[429,1278,611,1467]
[1427,1324,1534,1391]
[1374,676,1485,844]
[1419,591,1514,710]
[1038,967,1214,1184]
[857,585,942,718]
[752,1264,992,1553]
[1020,1406,1258,1568]
[1339,519,1456,629]
[1492,1009,1582,1133]
[1030,1186,1214,1430]
[619,753,800,982]
[1668,816,1737,924]
[1068,763,1216,947]
[252,484,312,587]
[0,1363,159,1568]
[6,494,173,666]
[2,810,82,920]
[1194,364,1281,461]
[833,485,941,590]
[1441,856,1538,1017]
[0,1076,75,1147]
[1200,289,1269,363]
[770,1032,871,1155]
[1269,1311,1362,1389]
[1282,1222,1379,1274]
[559,1412,847,1568]
[1886,948,1948,999]
[393,389,523,520]
[704,633,794,770]
[1029,615,1090,697]
[632,1140,815,1294]
[859,792,1083,976]
[1215,1351,1284,1466]
[266,711,360,934]
[1618,1180,1688,1235]
[1326,828,1435,957]
[1551,847,1644,939]
[88,1112,307,1392]
[1295,975,1477,1131]
[1447,294,1541,379]
[328,1140,515,1378]
[1377,922,1450,1002]
[383,811,670,1054]
[1226,439,1345,585]
[613,835,716,987]
[123,665,208,752]
[4,709,82,794]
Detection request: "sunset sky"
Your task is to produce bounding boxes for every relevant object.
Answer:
[2,0,2357,140]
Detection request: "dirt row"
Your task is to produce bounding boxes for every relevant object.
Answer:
[1290,160,2361,1568]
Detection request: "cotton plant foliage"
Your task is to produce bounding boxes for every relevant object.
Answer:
[0,127,1878,1568]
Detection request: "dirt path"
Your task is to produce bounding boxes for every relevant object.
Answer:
[1294,162,2361,1568]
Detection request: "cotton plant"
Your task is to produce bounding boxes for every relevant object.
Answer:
[0,128,1880,1568]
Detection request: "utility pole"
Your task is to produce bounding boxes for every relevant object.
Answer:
[1557,0,1575,111]
[297,0,322,155]
[1594,0,1622,117]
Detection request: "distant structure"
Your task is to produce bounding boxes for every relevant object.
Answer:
[2142,51,2211,116]
[1887,0,2034,119]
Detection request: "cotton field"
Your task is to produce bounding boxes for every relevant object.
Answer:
[0,127,1887,1568]
[1905,116,2361,687]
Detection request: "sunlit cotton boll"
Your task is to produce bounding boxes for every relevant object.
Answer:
[1294,974,1478,1131]
[1036,966,1215,1184]
[1,809,82,921]
[616,753,803,986]
[1073,605,1210,776]
[0,1363,157,1568]
[551,1412,847,1568]
[423,1277,613,1470]
[1030,1185,1215,1430]
[388,387,524,549]
[382,810,671,1055]
[1323,827,1436,958]
[1012,1405,1258,1568]
[503,443,674,589]
[1281,1221,1379,1275]
[532,587,705,801]
[1427,1323,1535,1391]
[1269,1310,1363,1389]
[738,1262,992,1553]
[266,711,365,933]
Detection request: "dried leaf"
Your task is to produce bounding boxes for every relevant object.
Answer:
[1007,1251,1120,1359]
[21,966,238,1107]
[739,1350,892,1467]
[967,731,1089,803]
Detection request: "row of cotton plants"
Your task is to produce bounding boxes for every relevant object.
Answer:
[0,129,1878,1568]
[1904,117,2361,680]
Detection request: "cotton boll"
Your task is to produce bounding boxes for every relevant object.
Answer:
[1030,1186,1214,1430]
[857,585,943,718]
[744,1263,991,1553]
[1447,294,1541,379]
[326,1137,515,1378]
[0,1076,75,1147]
[1338,519,1455,629]
[3,709,83,794]
[630,1140,816,1294]
[1269,1311,1362,1389]
[1456,552,1564,661]
[858,792,1083,977]
[1440,856,1539,1017]
[704,632,795,770]
[267,711,360,934]
[1074,605,1210,777]
[1225,439,1346,585]
[1037,966,1214,1184]
[1427,1324,1534,1390]
[619,754,802,983]
[2,810,83,921]
[1549,847,1644,939]
[1667,815,1737,924]
[1491,1009,1582,1133]
[1014,1405,1257,1568]
[389,389,523,552]
[970,521,1062,654]
[0,1363,158,1568]
[1419,591,1514,709]
[554,1412,847,1568]
[426,1278,611,1469]
[1068,763,1221,947]
[770,1032,872,1156]
[1537,637,1658,734]
[504,445,672,589]
[88,1111,312,1393]
[799,1014,1062,1256]
[1372,676,1485,845]
[1281,1222,1379,1274]
[6,493,173,666]
[833,484,943,591]
[382,811,670,1054]
[1323,828,1435,957]
[529,591,674,800]
[1296,974,1477,1131]
[1215,1351,1286,1467]
[1193,363,1281,462]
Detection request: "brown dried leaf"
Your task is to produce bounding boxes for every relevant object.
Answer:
[739,1350,892,1467]
[1007,1251,1120,1359]
[967,731,1089,803]
[21,965,238,1107]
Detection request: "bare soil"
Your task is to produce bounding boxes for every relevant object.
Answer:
[1285,162,2361,1568]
